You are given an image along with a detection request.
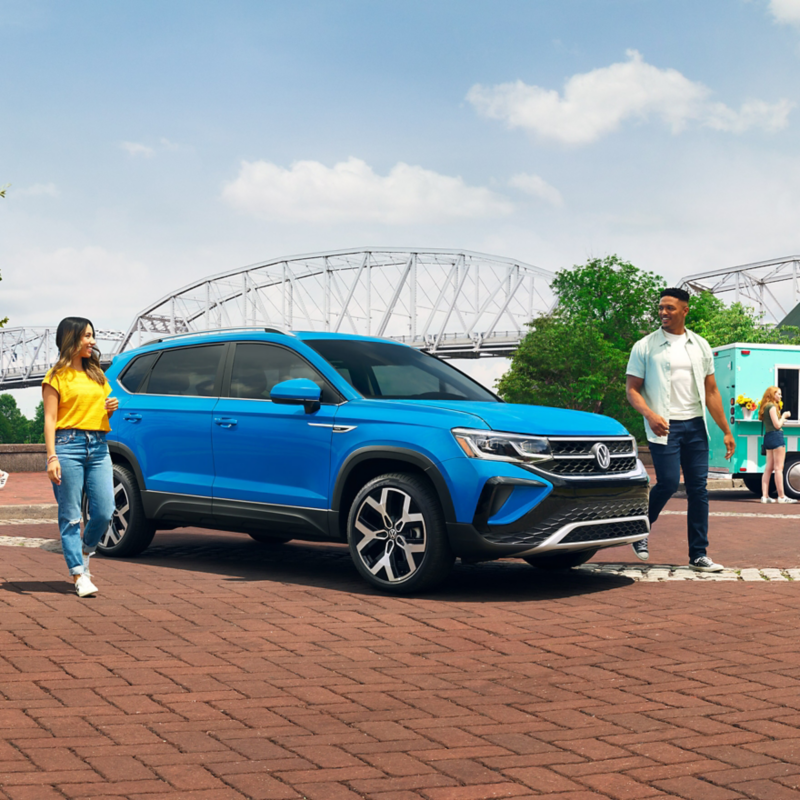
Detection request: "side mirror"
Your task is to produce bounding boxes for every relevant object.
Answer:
[270,378,321,413]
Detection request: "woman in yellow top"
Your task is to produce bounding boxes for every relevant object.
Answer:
[42,317,119,597]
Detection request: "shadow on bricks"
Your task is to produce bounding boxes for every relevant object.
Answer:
[119,537,634,601]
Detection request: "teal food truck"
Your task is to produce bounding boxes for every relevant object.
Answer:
[709,343,800,497]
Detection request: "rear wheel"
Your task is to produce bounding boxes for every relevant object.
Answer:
[523,549,598,570]
[90,464,156,557]
[347,473,454,594]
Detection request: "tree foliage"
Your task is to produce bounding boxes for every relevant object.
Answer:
[687,291,800,347]
[0,394,35,443]
[497,256,664,441]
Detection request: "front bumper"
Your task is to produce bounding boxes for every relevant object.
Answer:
[446,472,650,562]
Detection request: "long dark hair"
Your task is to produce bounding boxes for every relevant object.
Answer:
[50,317,106,385]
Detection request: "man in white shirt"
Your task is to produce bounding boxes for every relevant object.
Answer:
[626,288,735,572]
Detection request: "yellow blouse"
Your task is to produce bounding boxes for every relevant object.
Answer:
[43,367,112,432]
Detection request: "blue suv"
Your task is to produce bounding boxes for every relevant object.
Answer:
[101,328,649,593]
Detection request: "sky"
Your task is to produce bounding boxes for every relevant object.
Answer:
[2,0,800,415]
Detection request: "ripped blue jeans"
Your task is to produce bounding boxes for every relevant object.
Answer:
[52,429,114,575]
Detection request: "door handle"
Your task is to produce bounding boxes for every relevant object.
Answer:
[214,417,238,428]
[123,413,142,423]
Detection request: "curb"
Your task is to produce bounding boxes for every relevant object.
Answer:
[0,504,58,520]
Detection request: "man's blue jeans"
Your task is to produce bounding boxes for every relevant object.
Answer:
[52,429,114,575]
[648,417,709,561]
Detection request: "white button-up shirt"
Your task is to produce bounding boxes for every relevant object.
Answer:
[626,327,715,444]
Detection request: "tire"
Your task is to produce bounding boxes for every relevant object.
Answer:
[784,460,800,500]
[523,548,598,570]
[741,474,763,497]
[347,472,454,594]
[87,464,156,557]
[247,532,293,545]
[741,472,777,498]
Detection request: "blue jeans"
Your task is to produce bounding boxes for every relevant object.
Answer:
[648,417,709,561]
[52,429,114,575]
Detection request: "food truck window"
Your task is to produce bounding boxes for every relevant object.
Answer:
[777,368,799,420]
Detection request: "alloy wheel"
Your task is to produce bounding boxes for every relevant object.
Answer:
[352,486,427,583]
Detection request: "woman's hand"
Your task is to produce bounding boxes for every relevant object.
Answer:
[47,458,61,485]
[783,411,791,419]
[105,396,119,417]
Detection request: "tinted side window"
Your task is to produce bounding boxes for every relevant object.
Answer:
[145,345,224,397]
[230,343,335,403]
[118,352,159,393]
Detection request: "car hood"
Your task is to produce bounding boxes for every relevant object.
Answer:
[400,401,630,437]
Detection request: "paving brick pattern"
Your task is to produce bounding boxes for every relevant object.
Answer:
[3,526,800,799]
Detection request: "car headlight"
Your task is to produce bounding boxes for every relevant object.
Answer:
[452,428,551,464]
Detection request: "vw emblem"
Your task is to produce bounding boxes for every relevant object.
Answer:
[591,443,611,470]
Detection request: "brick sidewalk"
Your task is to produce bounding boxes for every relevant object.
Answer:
[3,531,800,799]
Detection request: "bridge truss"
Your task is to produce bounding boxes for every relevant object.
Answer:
[679,255,800,325]
[2,248,555,390]
[0,327,125,390]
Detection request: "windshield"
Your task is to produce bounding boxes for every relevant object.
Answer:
[306,339,500,402]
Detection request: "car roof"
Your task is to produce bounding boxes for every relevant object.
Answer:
[115,328,409,359]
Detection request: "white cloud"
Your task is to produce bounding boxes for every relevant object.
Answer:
[770,0,800,24]
[221,157,514,224]
[18,182,59,197]
[120,141,155,158]
[508,173,563,206]
[467,50,793,145]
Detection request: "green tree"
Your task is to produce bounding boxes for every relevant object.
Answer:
[29,401,45,444]
[0,394,31,443]
[497,255,662,441]
[549,255,665,350]
[688,291,800,347]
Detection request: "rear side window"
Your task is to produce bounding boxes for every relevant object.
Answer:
[118,352,159,393]
[229,343,337,403]
[145,345,224,397]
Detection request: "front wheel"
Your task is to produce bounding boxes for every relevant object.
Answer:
[94,464,156,557]
[523,549,598,570]
[347,473,454,594]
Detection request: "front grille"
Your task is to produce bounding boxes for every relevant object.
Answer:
[543,456,638,476]
[560,518,649,543]
[482,496,648,546]
[538,436,638,478]
[549,439,634,456]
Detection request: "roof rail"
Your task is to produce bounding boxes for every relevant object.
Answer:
[146,326,294,345]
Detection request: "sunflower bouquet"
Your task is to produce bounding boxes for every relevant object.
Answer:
[736,394,758,411]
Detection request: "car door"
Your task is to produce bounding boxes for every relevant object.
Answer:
[116,343,225,497]
[211,342,337,523]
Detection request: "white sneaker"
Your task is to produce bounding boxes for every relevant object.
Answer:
[761,496,776,503]
[777,496,798,504]
[74,574,98,597]
[690,556,724,573]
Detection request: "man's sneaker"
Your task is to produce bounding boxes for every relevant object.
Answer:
[778,496,798,504]
[74,574,98,597]
[632,537,649,561]
[690,556,724,573]
[761,496,776,503]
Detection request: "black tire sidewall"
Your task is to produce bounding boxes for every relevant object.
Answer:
[96,464,155,557]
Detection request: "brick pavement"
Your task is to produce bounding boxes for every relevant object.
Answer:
[3,521,800,799]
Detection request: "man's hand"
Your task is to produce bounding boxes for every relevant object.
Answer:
[724,432,736,460]
[647,413,670,438]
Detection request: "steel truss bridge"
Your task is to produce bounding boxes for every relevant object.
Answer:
[679,255,800,326]
[1,248,555,390]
